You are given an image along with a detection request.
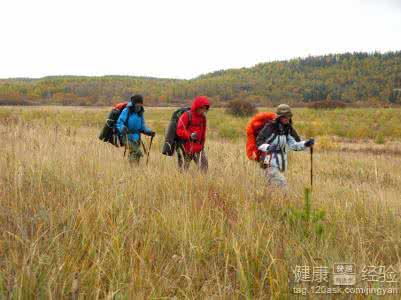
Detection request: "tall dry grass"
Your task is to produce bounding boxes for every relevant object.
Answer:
[0,107,400,298]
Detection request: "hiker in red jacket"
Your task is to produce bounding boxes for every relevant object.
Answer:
[176,96,210,171]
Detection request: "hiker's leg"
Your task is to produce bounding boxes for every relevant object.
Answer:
[183,152,193,170]
[196,150,208,173]
[177,148,184,169]
[265,167,288,191]
[192,153,200,170]
[128,140,143,165]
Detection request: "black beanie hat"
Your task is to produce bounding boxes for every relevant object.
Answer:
[130,94,143,104]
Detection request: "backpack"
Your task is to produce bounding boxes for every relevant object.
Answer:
[162,107,192,156]
[98,101,129,147]
[246,112,277,161]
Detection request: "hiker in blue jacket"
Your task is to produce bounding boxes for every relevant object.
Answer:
[116,94,155,164]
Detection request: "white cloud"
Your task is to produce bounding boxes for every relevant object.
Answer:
[1,0,400,79]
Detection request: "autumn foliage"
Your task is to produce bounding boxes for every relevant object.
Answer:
[1,51,401,106]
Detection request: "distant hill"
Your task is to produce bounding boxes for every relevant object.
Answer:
[1,51,400,106]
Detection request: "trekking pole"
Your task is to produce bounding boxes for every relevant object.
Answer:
[140,140,148,155]
[123,133,128,157]
[310,146,314,189]
[146,135,154,166]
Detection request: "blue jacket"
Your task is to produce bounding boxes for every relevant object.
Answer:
[116,105,151,142]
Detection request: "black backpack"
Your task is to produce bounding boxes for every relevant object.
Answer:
[162,107,192,156]
[99,102,130,147]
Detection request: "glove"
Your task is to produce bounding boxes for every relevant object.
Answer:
[190,132,198,141]
[267,144,278,152]
[304,138,315,147]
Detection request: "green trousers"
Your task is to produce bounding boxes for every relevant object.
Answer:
[127,140,143,164]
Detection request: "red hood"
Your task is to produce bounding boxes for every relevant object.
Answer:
[191,96,210,113]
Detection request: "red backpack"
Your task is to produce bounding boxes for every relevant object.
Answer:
[246,112,277,160]
[113,101,128,111]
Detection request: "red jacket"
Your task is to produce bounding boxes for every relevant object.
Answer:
[176,96,210,154]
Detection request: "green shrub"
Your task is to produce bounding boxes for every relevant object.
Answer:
[374,134,385,144]
[308,100,347,109]
[226,100,257,117]
[284,188,326,239]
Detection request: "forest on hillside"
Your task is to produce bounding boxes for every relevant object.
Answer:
[1,51,401,106]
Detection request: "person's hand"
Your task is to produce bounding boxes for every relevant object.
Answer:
[149,131,156,137]
[190,132,198,141]
[267,144,278,152]
[304,138,315,147]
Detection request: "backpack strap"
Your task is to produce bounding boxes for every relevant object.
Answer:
[186,111,192,127]
[256,121,276,147]
[288,124,301,142]
[124,107,132,128]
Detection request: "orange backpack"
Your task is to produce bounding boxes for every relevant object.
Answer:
[246,112,277,160]
[114,101,128,111]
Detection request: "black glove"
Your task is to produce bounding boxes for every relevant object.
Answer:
[304,138,315,147]
[190,132,198,141]
[267,144,278,152]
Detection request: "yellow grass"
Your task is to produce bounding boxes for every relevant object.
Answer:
[0,107,400,298]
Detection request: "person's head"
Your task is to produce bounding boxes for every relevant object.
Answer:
[130,94,144,114]
[130,94,143,106]
[276,104,293,125]
[196,105,209,115]
[279,116,290,125]
[192,96,210,115]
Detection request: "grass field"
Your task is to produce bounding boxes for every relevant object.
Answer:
[1,106,401,299]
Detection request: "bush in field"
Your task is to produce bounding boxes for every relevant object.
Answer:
[0,99,37,106]
[308,100,347,109]
[285,188,326,238]
[374,134,385,144]
[226,99,257,117]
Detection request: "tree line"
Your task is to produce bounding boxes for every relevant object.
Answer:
[1,51,400,106]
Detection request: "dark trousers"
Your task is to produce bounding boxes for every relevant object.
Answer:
[177,146,208,172]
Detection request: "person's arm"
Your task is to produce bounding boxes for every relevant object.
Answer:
[140,115,152,135]
[176,112,191,140]
[116,108,128,134]
[287,134,306,151]
[200,117,207,144]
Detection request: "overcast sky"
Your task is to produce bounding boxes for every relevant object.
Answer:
[1,0,400,79]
